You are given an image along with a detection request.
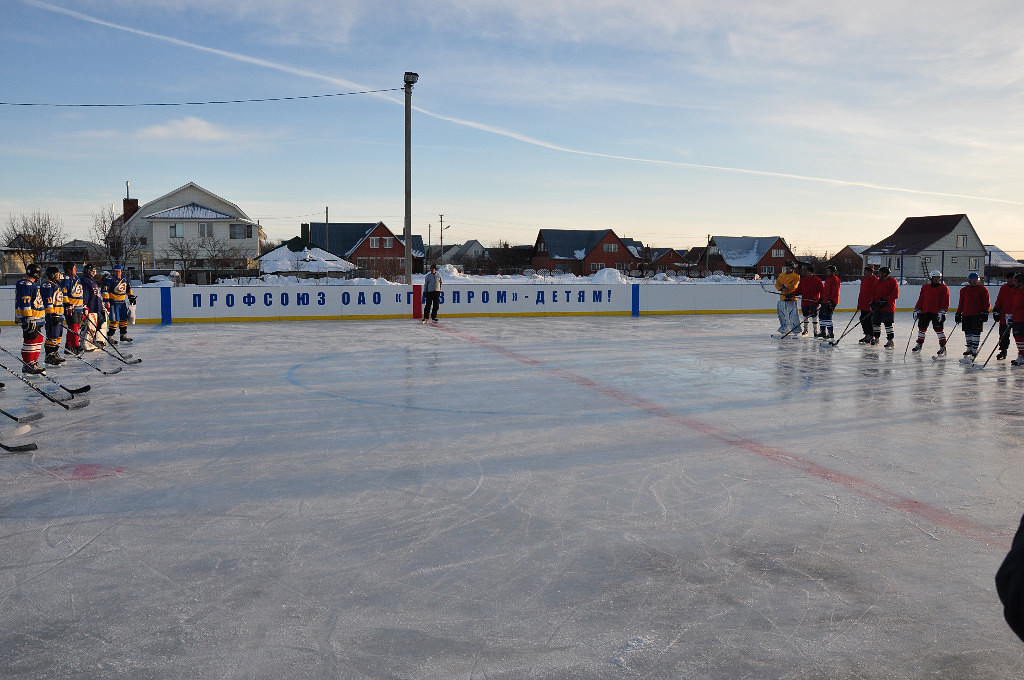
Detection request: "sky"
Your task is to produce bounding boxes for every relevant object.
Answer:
[2,0,1023,258]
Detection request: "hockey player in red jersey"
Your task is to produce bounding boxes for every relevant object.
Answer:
[857,266,878,343]
[911,270,950,355]
[795,263,823,336]
[871,266,899,348]
[818,265,841,339]
[992,271,1018,360]
[956,273,990,358]
[1009,272,1024,366]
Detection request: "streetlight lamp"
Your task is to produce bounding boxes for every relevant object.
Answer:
[403,71,418,285]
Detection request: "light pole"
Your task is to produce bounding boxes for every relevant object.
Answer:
[403,71,418,285]
[440,218,450,266]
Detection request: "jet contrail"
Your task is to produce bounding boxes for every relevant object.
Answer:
[23,0,1023,207]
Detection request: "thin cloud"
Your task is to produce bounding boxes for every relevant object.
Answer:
[22,0,1023,207]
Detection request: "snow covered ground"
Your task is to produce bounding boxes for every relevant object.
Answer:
[1,313,1023,679]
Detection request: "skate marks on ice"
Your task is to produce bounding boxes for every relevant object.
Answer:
[430,322,1008,547]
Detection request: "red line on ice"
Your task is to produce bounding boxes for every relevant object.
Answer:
[437,325,1009,547]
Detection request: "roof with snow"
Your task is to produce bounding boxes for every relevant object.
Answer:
[144,202,254,223]
[537,229,614,260]
[711,236,785,267]
[258,244,356,274]
[985,245,1020,269]
[866,214,973,255]
[304,222,425,259]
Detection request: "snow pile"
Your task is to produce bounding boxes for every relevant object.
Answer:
[259,246,356,275]
[590,268,629,284]
[141,266,772,287]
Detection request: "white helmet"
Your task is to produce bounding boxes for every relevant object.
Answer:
[929,270,942,278]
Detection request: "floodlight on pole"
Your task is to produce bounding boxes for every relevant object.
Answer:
[403,72,418,286]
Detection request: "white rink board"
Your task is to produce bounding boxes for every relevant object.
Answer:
[0,282,1002,324]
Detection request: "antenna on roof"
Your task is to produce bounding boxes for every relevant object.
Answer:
[125,180,130,200]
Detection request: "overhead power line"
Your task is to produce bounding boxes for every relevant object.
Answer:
[0,88,401,108]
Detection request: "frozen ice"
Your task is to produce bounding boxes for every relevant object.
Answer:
[0,313,1021,678]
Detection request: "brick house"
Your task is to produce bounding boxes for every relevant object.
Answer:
[301,221,425,277]
[531,229,641,275]
[688,236,797,278]
[648,248,688,274]
[825,245,869,281]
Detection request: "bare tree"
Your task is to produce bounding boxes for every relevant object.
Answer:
[161,238,204,284]
[90,204,141,268]
[1,211,68,268]
[201,237,250,282]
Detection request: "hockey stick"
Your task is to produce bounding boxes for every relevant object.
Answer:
[0,345,90,394]
[822,310,861,348]
[105,338,139,363]
[932,320,959,360]
[66,350,122,375]
[973,325,1012,370]
[61,323,139,364]
[0,360,89,410]
[0,438,38,453]
[902,321,917,362]
[0,407,43,424]
[959,319,998,365]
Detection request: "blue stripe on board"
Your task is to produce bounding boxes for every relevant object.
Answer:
[161,287,172,325]
[632,283,640,317]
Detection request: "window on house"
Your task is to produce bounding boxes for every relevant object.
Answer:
[538,242,546,252]
[169,224,183,239]
[590,263,605,272]
[761,265,775,275]
[130,236,148,246]
[603,243,618,253]
[922,256,931,264]
[771,248,785,258]
[369,237,380,249]
[198,222,213,238]
[383,237,394,249]
[229,224,252,239]
[969,257,981,271]
[956,235,967,248]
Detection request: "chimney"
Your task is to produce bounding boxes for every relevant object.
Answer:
[123,198,139,221]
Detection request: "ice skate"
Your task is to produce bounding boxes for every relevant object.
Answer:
[21,361,45,375]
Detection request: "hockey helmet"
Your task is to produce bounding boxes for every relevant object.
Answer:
[967,272,980,282]
[825,264,837,273]
[45,266,61,281]
[929,270,942,278]
[83,263,96,274]
[25,263,41,278]
[63,261,77,273]
[878,266,891,275]
[113,264,123,271]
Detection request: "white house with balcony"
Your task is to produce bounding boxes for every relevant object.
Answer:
[123,182,264,283]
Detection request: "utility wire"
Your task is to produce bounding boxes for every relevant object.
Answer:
[0,88,401,108]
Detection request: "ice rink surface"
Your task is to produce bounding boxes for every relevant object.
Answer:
[1,313,1023,679]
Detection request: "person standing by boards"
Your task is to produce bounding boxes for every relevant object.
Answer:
[422,264,441,324]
